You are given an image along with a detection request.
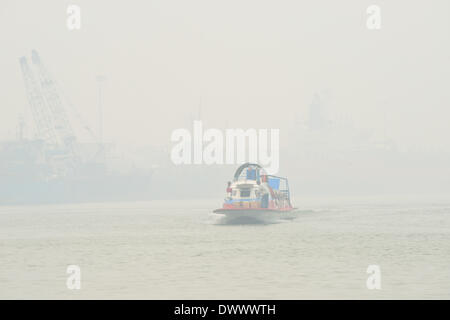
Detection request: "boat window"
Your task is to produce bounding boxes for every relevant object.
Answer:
[240,189,251,197]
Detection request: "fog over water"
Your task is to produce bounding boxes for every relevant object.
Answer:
[1,1,449,199]
[0,1,449,299]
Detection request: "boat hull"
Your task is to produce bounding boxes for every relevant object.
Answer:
[213,208,298,223]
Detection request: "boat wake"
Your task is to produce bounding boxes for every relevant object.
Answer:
[214,215,280,225]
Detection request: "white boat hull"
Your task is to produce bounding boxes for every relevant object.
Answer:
[213,208,298,224]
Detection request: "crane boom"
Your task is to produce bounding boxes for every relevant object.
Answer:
[31,50,77,152]
[19,56,58,145]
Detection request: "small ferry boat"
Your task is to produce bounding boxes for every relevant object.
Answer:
[214,163,297,223]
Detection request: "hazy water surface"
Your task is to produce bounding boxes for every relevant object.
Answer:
[1,197,450,299]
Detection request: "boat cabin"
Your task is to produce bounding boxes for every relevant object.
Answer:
[223,163,292,210]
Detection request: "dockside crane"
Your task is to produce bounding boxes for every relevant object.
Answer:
[30,50,77,156]
[19,50,81,177]
[19,56,58,146]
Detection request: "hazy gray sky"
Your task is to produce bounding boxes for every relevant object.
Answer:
[1,0,449,151]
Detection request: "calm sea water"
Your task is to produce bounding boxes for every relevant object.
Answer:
[1,196,450,299]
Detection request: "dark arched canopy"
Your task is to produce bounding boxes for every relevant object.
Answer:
[233,163,265,180]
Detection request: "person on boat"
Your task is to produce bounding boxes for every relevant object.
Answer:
[226,181,232,199]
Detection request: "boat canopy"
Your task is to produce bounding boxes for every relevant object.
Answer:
[233,163,265,181]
